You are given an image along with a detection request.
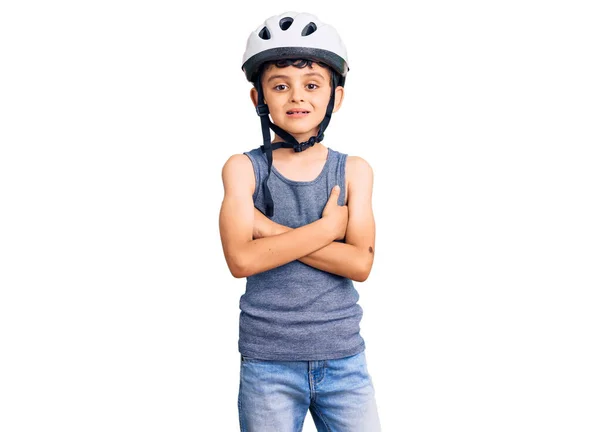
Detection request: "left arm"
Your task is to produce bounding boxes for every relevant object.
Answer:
[254,156,376,282]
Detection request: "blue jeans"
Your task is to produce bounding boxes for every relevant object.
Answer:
[238,350,381,431]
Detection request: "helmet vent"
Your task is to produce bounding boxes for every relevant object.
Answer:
[258,26,271,40]
[301,22,317,36]
[279,17,294,31]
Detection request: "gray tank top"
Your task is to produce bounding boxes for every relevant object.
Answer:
[238,145,365,361]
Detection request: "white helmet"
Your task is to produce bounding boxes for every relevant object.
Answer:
[242,11,349,86]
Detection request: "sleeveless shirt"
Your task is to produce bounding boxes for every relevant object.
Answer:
[238,145,366,361]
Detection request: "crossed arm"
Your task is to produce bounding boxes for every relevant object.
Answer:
[220,154,376,282]
[252,156,376,282]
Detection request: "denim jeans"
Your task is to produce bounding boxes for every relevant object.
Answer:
[238,350,381,431]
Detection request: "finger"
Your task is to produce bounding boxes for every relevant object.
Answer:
[329,185,340,199]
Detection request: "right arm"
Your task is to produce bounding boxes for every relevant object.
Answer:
[218,154,339,279]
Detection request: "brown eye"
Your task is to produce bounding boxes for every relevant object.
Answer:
[307,83,318,90]
[274,84,287,91]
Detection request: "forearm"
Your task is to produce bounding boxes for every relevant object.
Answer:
[238,218,335,278]
[273,224,369,281]
[301,241,369,282]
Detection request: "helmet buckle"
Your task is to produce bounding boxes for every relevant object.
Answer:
[294,136,317,152]
[255,104,270,117]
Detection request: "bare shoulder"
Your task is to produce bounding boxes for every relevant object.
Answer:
[221,153,253,175]
[221,153,255,197]
[346,155,374,184]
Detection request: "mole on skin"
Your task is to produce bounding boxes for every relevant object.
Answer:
[369,246,373,253]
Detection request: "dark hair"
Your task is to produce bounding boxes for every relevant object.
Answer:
[254,58,341,89]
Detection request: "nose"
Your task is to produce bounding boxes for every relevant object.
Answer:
[290,86,305,102]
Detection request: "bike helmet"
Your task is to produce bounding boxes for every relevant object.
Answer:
[241,11,350,217]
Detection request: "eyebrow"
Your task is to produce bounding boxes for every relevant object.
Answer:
[266,72,326,83]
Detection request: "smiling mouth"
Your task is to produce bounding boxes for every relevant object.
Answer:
[286,111,310,115]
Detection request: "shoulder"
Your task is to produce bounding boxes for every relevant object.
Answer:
[346,155,374,184]
[221,153,255,196]
[221,153,253,175]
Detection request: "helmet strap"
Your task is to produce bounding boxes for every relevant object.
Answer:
[255,81,276,217]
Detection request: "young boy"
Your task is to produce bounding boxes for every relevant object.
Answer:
[219,11,381,431]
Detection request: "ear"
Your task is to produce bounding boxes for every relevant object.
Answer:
[250,87,258,108]
[332,85,345,113]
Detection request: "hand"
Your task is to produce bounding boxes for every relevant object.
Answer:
[321,185,348,241]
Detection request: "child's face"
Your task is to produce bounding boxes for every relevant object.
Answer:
[259,62,336,143]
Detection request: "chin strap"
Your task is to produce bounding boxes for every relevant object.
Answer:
[255,74,336,217]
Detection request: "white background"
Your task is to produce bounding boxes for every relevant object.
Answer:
[1,1,599,431]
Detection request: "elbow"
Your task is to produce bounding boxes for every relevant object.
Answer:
[354,271,369,283]
[226,244,260,278]
[226,254,250,279]
[230,266,247,279]
[231,261,252,279]
[355,260,373,283]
